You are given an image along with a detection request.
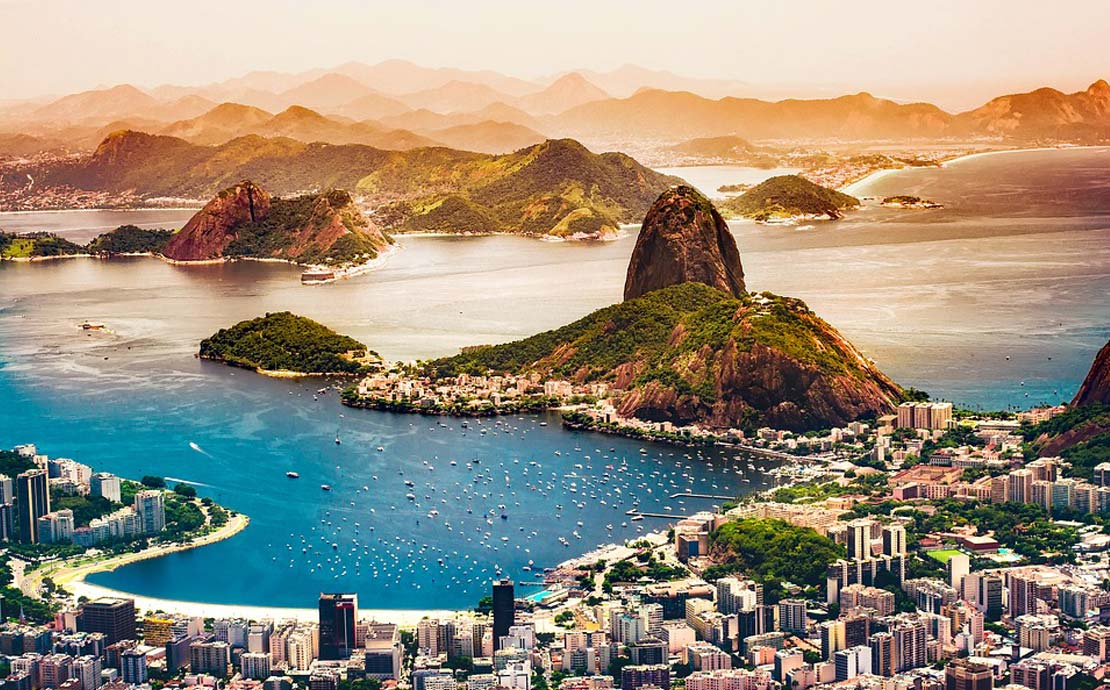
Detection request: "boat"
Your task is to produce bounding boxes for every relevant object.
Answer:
[376,446,384,452]
[335,435,341,445]
[301,267,336,284]
[321,484,332,491]
[286,472,300,479]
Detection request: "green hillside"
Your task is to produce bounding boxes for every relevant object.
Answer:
[721,174,860,220]
[430,282,902,431]
[46,132,680,238]
[199,312,377,374]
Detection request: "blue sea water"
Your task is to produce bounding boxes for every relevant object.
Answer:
[0,147,1108,609]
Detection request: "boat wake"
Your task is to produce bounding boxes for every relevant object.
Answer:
[187,441,213,458]
[165,475,214,488]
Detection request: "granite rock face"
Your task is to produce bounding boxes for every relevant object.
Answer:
[623,185,745,301]
[1073,339,1110,407]
[162,180,270,261]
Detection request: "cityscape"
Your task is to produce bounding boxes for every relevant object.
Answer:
[2,3,1110,690]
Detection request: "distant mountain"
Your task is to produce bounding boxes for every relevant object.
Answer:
[273,73,382,111]
[330,59,541,97]
[516,73,609,115]
[29,85,214,125]
[160,103,274,145]
[721,175,860,220]
[424,121,546,154]
[553,89,952,141]
[467,102,544,130]
[665,135,781,167]
[31,85,159,123]
[0,133,66,158]
[48,130,391,198]
[399,80,514,113]
[563,64,749,99]
[38,132,678,239]
[379,102,543,134]
[331,91,413,121]
[158,104,438,151]
[163,181,390,265]
[952,80,1110,140]
[368,139,683,238]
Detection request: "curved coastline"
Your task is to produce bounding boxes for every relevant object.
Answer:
[21,510,250,599]
[840,144,1110,196]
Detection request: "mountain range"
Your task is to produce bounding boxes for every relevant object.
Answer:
[34,131,678,238]
[4,60,1109,161]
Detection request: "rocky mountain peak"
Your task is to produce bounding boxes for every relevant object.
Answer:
[1073,339,1110,407]
[623,185,745,301]
[162,180,271,261]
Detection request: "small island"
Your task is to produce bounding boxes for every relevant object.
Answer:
[1,225,176,261]
[199,311,381,376]
[881,194,943,209]
[717,183,752,194]
[720,174,860,222]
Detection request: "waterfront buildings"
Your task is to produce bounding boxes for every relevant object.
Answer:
[16,468,50,543]
[492,579,515,651]
[77,599,136,645]
[318,593,358,661]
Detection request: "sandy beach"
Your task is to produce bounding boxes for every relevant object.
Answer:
[62,580,455,625]
[24,509,458,625]
[840,145,1110,196]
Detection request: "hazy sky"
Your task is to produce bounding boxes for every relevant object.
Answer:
[3,0,1109,110]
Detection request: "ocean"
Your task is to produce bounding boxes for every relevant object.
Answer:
[0,149,1107,609]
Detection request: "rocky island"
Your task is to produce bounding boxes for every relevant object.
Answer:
[199,312,380,376]
[343,185,903,433]
[720,174,860,221]
[163,181,391,269]
[881,194,943,209]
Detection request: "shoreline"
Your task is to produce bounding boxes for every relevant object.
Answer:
[22,510,249,602]
[61,580,456,625]
[840,144,1110,195]
[0,206,203,216]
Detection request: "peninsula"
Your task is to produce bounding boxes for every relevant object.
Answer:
[340,186,903,433]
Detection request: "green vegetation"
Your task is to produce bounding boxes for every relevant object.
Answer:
[224,189,390,265]
[720,175,860,220]
[86,225,175,254]
[603,554,687,592]
[51,493,118,527]
[0,449,36,477]
[926,549,965,564]
[428,282,898,430]
[0,554,54,623]
[1022,404,1110,480]
[772,473,888,504]
[2,225,177,259]
[704,518,845,598]
[200,311,376,374]
[53,133,678,239]
[667,136,780,168]
[371,139,680,238]
[0,232,84,258]
[847,499,1082,563]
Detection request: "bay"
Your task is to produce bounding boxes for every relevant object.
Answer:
[0,148,1107,609]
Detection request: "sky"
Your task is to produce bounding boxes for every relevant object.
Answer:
[2,0,1109,110]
